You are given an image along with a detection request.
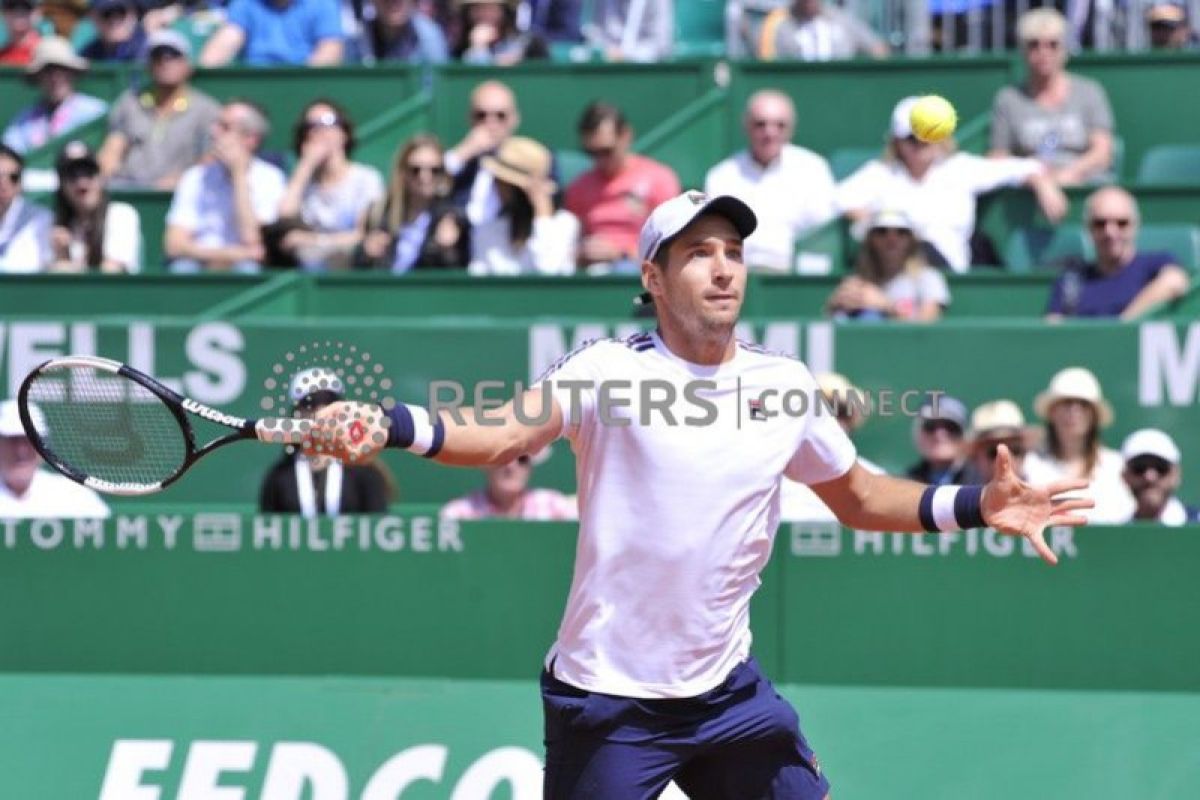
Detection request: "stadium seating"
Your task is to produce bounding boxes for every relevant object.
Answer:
[1004,225,1091,272]
[1138,224,1200,271]
[1136,143,1200,187]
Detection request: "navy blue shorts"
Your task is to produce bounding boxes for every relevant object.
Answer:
[541,657,830,800]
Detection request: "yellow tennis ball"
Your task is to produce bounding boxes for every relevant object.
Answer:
[910,95,957,144]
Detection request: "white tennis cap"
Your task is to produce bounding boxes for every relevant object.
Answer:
[0,399,45,438]
[288,367,345,405]
[637,191,757,263]
[890,96,920,139]
[1121,428,1180,465]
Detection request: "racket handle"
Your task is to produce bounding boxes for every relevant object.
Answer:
[253,418,314,445]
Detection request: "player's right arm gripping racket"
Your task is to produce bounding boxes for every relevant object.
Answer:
[18,355,312,496]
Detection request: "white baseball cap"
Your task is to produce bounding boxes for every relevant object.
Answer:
[1121,428,1180,465]
[890,96,921,139]
[0,399,45,438]
[288,367,345,405]
[637,190,757,263]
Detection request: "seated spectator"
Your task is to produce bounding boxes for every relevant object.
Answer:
[780,371,884,522]
[79,0,146,62]
[97,29,221,190]
[836,96,1067,273]
[964,399,1029,484]
[1146,1,1199,50]
[1025,366,1135,524]
[704,90,835,273]
[259,368,393,515]
[988,8,1114,186]
[586,0,673,62]
[2,37,107,154]
[0,144,52,272]
[0,0,42,66]
[1046,187,1190,321]
[200,0,344,67]
[272,100,384,271]
[446,80,522,226]
[48,140,141,272]
[344,0,448,64]
[527,0,583,45]
[565,101,680,273]
[906,395,970,485]
[360,133,470,272]
[441,450,576,520]
[825,209,949,322]
[756,0,888,61]
[164,100,286,273]
[0,399,110,518]
[453,0,546,65]
[40,0,88,39]
[1121,429,1199,526]
[469,136,578,275]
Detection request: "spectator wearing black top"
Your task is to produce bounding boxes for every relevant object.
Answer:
[259,367,392,516]
[1046,187,1190,321]
[906,396,970,485]
[453,0,546,66]
[79,0,147,62]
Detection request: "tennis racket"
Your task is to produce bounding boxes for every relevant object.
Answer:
[18,355,313,496]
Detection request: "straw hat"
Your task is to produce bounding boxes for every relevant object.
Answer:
[969,399,1025,439]
[1033,367,1113,427]
[480,136,556,194]
[26,36,89,76]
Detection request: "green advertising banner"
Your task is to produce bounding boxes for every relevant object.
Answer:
[1,317,1198,507]
[3,672,1197,799]
[3,515,1196,693]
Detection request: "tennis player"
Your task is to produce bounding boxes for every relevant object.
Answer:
[310,191,1092,799]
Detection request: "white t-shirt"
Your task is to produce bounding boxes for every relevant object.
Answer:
[704,144,837,273]
[1023,446,1135,525]
[101,201,142,273]
[468,210,579,276]
[299,163,384,233]
[835,153,1041,272]
[883,266,951,316]
[0,196,52,273]
[0,470,111,519]
[542,331,857,698]
[166,158,286,247]
[780,454,884,522]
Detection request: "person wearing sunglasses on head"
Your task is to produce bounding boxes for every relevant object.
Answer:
[964,400,1029,484]
[272,100,384,272]
[0,144,53,273]
[906,396,970,486]
[1120,429,1199,526]
[79,0,146,62]
[360,133,470,272]
[1045,186,1189,321]
[440,448,576,521]
[988,8,1114,187]
[1024,367,1134,524]
[0,0,42,66]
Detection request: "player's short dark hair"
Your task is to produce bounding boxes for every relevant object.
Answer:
[578,101,629,135]
[0,143,23,171]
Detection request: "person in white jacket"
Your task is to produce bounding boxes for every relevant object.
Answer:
[468,136,579,276]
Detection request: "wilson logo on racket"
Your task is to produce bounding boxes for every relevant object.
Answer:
[181,399,246,428]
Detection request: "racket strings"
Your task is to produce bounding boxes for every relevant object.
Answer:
[26,366,189,487]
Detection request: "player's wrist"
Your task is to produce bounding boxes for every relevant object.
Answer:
[918,485,985,532]
[383,402,444,458]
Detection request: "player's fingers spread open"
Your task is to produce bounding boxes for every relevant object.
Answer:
[1051,496,1094,513]
[1029,532,1058,565]
[1046,478,1090,496]
[1048,513,1088,528]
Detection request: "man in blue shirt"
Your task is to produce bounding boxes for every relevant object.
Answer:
[199,0,343,67]
[342,0,448,65]
[1046,186,1190,320]
[79,0,147,62]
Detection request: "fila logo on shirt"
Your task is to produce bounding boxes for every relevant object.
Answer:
[748,398,768,421]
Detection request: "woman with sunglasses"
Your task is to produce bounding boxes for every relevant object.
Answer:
[825,208,949,322]
[274,100,384,271]
[48,140,141,273]
[988,8,1114,187]
[468,136,579,275]
[1024,367,1134,523]
[836,95,1067,273]
[360,133,470,272]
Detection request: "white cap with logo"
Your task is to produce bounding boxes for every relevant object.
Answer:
[1120,428,1180,465]
[637,191,758,263]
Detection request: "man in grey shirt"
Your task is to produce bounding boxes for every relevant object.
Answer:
[757,0,888,61]
[97,29,221,190]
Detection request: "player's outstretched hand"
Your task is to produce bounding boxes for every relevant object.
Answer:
[981,444,1094,565]
[300,400,390,465]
